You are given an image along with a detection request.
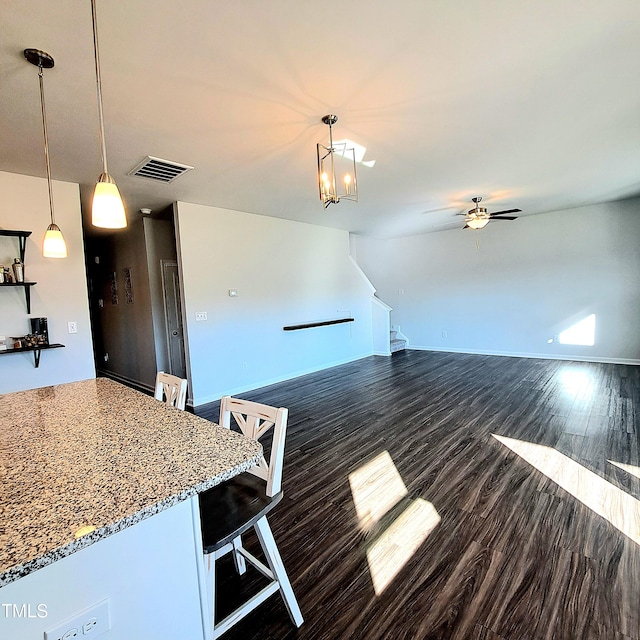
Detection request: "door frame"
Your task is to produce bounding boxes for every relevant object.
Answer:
[160,260,186,378]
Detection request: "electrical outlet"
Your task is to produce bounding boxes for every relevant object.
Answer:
[195,311,207,321]
[83,618,98,634]
[44,600,110,640]
[68,322,78,334]
[442,330,448,338]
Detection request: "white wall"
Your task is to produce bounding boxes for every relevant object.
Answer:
[353,198,640,364]
[175,202,374,405]
[0,172,95,393]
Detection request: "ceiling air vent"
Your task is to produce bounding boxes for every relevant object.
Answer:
[128,156,194,183]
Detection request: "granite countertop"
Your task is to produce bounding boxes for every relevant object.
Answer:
[0,378,262,588]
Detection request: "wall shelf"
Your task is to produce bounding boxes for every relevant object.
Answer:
[0,230,34,312]
[0,343,65,368]
[0,281,37,313]
[283,318,354,331]
[1,229,60,367]
[0,229,31,262]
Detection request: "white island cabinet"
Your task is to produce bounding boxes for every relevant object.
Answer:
[0,378,262,640]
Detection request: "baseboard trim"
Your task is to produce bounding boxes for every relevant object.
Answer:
[193,351,373,406]
[97,369,155,395]
[407,346,640,366]
[374,350,392,357]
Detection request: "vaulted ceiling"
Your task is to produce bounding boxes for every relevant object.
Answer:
[2,1,639,237]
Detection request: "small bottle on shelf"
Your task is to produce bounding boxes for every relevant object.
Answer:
[12,258,24,283]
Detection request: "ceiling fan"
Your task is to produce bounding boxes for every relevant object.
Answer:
[458,196,521,229]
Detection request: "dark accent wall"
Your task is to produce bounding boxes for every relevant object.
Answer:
[86,217,160,392]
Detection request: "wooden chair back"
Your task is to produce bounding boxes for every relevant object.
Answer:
[219,396,288,497]
[154,371,187,410]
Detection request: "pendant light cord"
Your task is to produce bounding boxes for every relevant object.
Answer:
[91,0,109,176]
[38,65,56,226]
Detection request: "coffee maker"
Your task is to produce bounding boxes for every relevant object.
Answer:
[30,317,49,345]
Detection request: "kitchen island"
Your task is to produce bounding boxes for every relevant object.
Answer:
[0,378,262,640]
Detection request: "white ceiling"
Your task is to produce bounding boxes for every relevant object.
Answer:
[2,0,639,238]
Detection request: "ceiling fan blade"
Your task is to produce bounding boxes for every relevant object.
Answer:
[489,215,517,221]
[463,224,471,229]
[490,209,521,216]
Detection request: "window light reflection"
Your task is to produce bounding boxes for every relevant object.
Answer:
[493,434,640,546]
[558,314,596,346]
[333,139,376,167]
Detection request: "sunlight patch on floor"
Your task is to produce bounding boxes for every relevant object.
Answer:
[366,498,441,595]
[608,459,640,480]
[349,451,441,595]
[557,367,596,402]
[493,434,640,546]
[348,450,408,530]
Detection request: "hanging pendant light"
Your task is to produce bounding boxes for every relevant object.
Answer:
[90,0,127,229]
[24,48,68,259]
[317,115,358,208]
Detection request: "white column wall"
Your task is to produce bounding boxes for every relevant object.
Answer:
[176,202,374,405]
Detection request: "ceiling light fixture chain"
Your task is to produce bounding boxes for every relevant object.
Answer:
[317,114,358,208]
[37,62,55,227]
[91,0,108,177]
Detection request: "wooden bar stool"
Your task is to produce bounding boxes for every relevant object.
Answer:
[154,371,187,410]
[198,396,303,638]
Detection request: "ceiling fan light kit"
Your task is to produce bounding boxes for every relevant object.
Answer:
[317,115,358,208]
[24,48,68,259]
[466,216,490,230]
[462,196,521,230]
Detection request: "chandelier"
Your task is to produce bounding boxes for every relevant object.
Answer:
[317,115,358,208]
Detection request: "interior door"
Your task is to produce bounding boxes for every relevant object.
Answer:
[161,261,186,379]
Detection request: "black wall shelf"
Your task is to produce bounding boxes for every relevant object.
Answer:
[0,282,37,313]
[0,229,31,262]
[0,343,65,368]
[283,318,354,331]
[0,230,35,312]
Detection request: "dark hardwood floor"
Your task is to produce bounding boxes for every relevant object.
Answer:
[195,351,640,640]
